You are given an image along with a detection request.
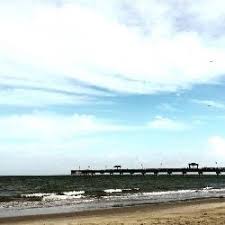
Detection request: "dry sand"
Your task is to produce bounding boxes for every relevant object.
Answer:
[1,198,225,225]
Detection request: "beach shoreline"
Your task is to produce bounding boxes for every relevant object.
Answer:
[1,197,225,224]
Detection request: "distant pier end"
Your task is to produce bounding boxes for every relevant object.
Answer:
[71,163,225,176]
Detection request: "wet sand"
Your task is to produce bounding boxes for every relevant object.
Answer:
[1,198,225,225]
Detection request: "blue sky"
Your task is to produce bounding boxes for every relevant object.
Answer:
[1,0,225,175]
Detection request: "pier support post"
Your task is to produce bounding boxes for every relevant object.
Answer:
[182,171,187,176]
[168,171,172,175]
[216,171,220,176]
[198,171,203,176]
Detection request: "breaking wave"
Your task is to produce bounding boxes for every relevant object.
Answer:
[21,190,85,201]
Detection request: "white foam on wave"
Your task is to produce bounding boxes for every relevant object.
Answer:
[104,188,140,194]
[139,188,225,198]
[142,189,197,196]
[63,191,85,196]
[202,186,214,191]
[21,193,49,198]
[21,190,85,201]
[43,193,83,201]
[202,187,225,193]
[104,189,123,193]
[103,187,225,201]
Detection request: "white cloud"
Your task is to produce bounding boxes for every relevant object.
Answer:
[193,99,225,109]
[0,0,225,99]
[0,112,190,144]
[147,116,189,131]
[0,113,127,141]
[208,136,225,156]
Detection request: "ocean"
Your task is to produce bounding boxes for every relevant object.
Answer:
[1,175,225,218]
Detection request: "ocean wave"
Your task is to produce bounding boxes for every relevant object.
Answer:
[43,193,83,201]
[63,191,85,196]
[16,187,225,204]
[21,193,49,198]
[134,188,140,191]
[141,189,197,196]
[139,188,225,197]
[21,190,85,201]
[202,186,214,191]
[104,188,140,194]
[104,189,123,193]
[202,187,225,193]
[102,187,225,201]
[3,186,225,214]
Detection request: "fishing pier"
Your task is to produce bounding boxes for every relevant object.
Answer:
[71,163,225,176]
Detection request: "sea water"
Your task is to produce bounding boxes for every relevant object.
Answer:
[1,175,225,217]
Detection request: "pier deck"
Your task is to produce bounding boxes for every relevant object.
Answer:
[71,167,225,176]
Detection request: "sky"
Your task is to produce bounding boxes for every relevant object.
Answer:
[1,0,225,175]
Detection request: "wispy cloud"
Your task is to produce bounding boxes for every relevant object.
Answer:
[193,99,225,109]
[0,89,94,107]
[157,103,180,112]
[147,116,189,131]
[0,74,114,107]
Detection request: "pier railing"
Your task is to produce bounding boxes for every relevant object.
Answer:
[71,167,225,176]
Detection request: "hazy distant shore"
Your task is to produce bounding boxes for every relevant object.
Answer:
[1,198,225,225]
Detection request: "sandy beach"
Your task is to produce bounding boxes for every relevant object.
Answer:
[1,198,225,225]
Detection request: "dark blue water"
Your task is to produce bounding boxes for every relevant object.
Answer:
[1,175,225,217]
